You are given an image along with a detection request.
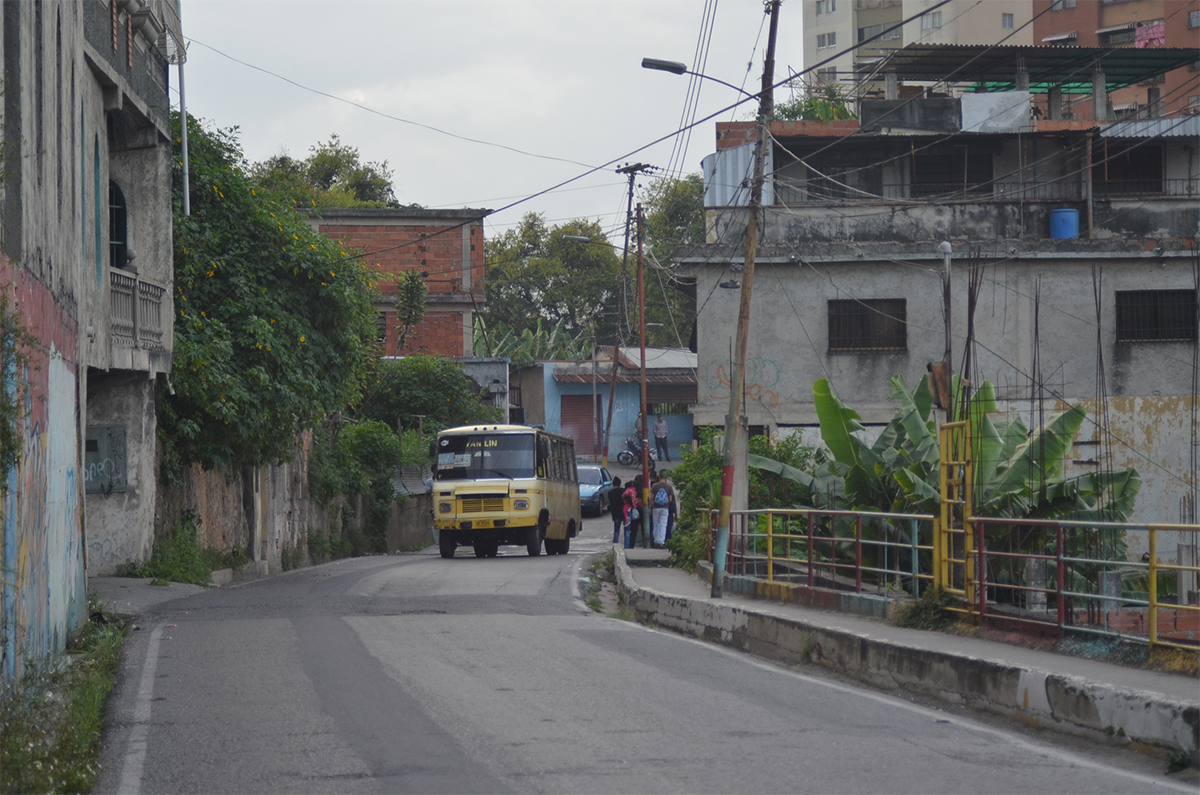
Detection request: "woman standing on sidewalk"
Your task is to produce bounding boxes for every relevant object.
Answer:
[607,477,625,545]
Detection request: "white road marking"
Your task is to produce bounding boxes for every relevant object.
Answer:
[116,623,164,795]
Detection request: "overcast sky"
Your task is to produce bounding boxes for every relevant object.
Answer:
[179,0,805,242]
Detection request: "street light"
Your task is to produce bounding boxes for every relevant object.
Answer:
[644,0,781,595]
[641,57,759,100]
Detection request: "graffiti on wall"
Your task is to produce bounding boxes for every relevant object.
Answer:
[701,357,782,410]
[3,346,83,682]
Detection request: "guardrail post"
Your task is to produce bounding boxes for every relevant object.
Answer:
[1056,525,1065,638]
[976,519,986,624]
[911,519,920,598]
[807,513,815,588]
[1148,528,1157,649]
[767,511,774,583]
[855,515,863,593]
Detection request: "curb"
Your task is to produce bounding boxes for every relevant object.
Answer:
[613,548,1199,759]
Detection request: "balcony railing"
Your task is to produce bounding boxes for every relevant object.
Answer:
[772,177,1196,205]
[110,270,167,351]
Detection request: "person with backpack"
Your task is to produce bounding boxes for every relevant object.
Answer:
[607,477,625,545]
[622,475,644,549]
[650,472,674,549]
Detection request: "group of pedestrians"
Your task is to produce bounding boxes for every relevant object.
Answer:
[607,470,676,549]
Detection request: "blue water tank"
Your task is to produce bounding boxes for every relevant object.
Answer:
[1049,208,1080,239]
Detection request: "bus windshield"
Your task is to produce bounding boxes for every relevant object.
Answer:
[434,433,536,481]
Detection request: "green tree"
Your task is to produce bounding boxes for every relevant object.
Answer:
[639,174,705,349]
[163,113,379,471]
[483,213,623,344]
[250,134,416,210]
[354,354,502,432]
[394,269,428,352]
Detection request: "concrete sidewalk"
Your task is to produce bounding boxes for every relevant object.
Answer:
[613,547,1199,760]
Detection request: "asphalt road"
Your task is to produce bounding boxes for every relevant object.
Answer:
[96,515,1191,794]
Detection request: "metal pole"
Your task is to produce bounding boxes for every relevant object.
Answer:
[940,240,952,420]
[637,203,651,548]
[591,328,599,462]
[178,48,190,216]
[602,164,649,466]
[713,0,780,597]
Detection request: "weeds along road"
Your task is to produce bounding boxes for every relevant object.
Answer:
[97,515,1186,794]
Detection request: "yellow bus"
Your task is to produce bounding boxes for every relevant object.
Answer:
[432,424,582,558]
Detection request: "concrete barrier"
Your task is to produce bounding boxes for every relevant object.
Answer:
[614,552,1199,759]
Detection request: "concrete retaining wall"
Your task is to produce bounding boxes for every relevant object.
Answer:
[616,555,1199,758]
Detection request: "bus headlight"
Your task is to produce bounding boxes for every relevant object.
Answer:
[513,499,529,511]
[439,502,452,513]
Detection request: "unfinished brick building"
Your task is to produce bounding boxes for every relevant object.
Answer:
[308,208,490,358]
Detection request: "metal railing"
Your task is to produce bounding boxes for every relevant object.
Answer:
[772,177,1197,205]
[715,508,937,599]
[969,518,1199,651]
[109,269,167,351]
[704,508,1199,650]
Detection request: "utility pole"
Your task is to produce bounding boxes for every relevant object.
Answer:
[712,0,780,598]
[601,162,653,466]
[637,203,652,548]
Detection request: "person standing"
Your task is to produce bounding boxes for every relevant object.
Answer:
[623,475,644,549]
[650,472,674,549]
[607,477,625,545]
[654,415,670,462]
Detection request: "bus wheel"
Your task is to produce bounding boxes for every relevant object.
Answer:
[544,538,561,555]
[561,537,570,554]
[439,536,456,559]
[526,525,543,557]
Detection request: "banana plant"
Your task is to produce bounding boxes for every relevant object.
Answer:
[750,374,1139,523]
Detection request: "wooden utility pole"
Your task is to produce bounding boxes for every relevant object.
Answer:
[712,0,781,597]
[601,162,653,466]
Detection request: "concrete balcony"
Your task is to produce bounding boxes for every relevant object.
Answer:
[108,269,171,374]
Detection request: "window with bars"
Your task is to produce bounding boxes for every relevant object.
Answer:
[828,299,907,352]
[1115,290,1197,342]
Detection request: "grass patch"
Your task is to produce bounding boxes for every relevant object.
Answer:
[586,596,603,612]
[117,510,248,585]
[893,590,955,630]
[0,598,125,793]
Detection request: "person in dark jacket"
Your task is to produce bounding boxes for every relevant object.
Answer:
[607,477,625,544]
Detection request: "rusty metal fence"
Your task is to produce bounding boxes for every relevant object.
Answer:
[968,518,1199,651]
[713,508,937,599]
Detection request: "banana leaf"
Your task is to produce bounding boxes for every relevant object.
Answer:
[813,377,876,470]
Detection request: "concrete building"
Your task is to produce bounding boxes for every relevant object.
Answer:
[513,347,697,460]
[683,45,1199,540]
[1033,0,1200,120]
[2,0,180,679]
[307,208,489,358]
[802,0,1033,90]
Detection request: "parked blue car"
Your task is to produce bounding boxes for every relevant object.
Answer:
[577,464,613,516]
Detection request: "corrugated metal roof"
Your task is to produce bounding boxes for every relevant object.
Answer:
[618,346,697,369]
[553,373,696,384]
[1100,116,1200,138]
[702,143,775,207]
[878,44,1199,90]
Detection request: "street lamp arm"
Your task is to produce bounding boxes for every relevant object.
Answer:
[641,57,759,100]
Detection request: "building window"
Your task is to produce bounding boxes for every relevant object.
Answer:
[1115,290,1197,343]
[817,67,838,83]
[1050,0,1076,10]
[920,11,942,29]
[1189,10,1199,28]
[376,312,388,343]
[1002,13,1014,29]
[109,181,127,269]
[816,0,835,15]
[828,299,907,352]
[817,32,837,48]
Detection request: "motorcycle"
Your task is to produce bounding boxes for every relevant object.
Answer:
[616,434,657,467]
